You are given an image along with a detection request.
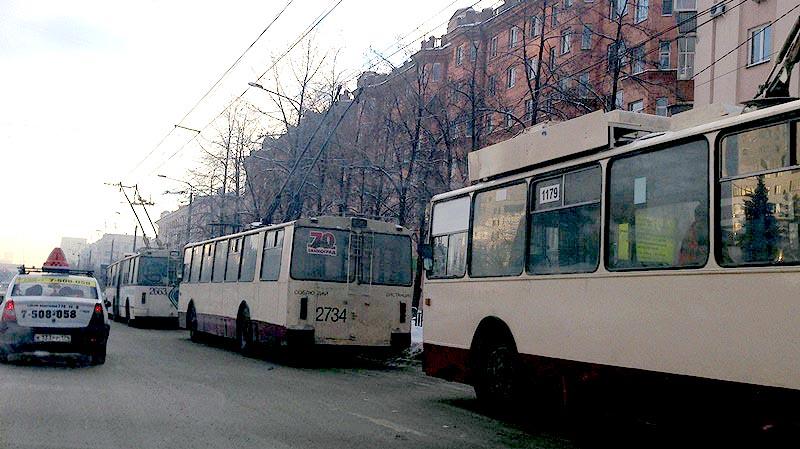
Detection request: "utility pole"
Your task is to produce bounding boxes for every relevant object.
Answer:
[186,189,194,244]
[109,237,114,265]
[133,226,138,252]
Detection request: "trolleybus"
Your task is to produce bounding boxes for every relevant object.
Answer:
[178,216,413,356]
[105,248,181,326]
[421,101,800,419]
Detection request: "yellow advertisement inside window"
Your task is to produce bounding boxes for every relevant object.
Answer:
[618,223,630,261]
[634,210,678,264]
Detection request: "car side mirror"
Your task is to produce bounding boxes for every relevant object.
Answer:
[419,243,433,272]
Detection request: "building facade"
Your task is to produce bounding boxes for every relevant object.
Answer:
[694,0,799,106]
[156,194,246,251]
[78,233,145,285]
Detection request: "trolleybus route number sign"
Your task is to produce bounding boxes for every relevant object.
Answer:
[307,231,337,256]
[539,184,560,204]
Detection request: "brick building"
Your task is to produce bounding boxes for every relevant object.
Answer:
[360,0,695,154]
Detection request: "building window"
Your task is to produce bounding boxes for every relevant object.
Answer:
[529,166,601,274]
[552,4,559,26]
[456,45,464,65]
[527,57,539,79]
[525,99,535,123]
[509,26,521,48]
[490,35,499,57]
[749,24,772,65]
[430,197,470,278]
[662,0,673,15]
[607,139,709,270]
[505,109,514,128]
[470,41,479,61]
[531,15,542,37]
[635,0,648,23]
[678,36,695,79]
[615,90,624,109]
[560,29,572,54]
[674,0,696,10]
[677,11,697,33]
[582,26,592,49]
[470,182,527,277]
[565,0,573,7]
[659,41,671,69]
[579,72,590,98]
[631,46,645,74]
[655,97,669,116]
[608,41,627,72]
[610,0,628,19]
[549,47,556,69]
[507,66,517,88]
[628,99,644,113]
[486,112,494,133]
[488,74,497,95]
[432,63,442,81]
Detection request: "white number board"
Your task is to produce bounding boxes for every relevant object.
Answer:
[539,184,560,204]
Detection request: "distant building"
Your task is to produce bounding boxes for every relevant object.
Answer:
[79,233,145,285]
[695,0,799,106]
[156,193,245,251]
[59,237,87,267]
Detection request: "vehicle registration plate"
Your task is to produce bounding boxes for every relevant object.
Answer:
[34,334,71,343]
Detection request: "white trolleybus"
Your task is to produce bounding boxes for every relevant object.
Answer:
[105,248,181,326]
[421,101,800,423]
[178,216,413,356]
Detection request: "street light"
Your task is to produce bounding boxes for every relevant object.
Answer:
[248,82,300,106]
[158,174,194,244]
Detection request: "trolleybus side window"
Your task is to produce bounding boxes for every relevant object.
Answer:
[430,196,470,278]
[212,239,228,283]
[200,243,214,283]
[362,233,413,286]
[121,259,129,285]
[225,237,242,282]
[190,246,202,282]
[529,165,601,274]
[130,257,138,285]
[239,233,259,282]
[470,182,527,277]
[607,138,709,270]
[718,120,800,266]
[260,229,284,281]
[182,247,192,282]
[290,227,351,282]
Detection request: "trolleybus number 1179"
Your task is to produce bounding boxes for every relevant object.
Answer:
[315,307,347,322]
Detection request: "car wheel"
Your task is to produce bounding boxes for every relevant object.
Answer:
[187,306,201,343]
[89,345,107,365]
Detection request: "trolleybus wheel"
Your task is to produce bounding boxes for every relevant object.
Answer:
[125,300,135,327]
[187,306,200,343]
[474,342,520,411]
[237,306,254,356]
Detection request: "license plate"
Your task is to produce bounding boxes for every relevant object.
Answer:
[34,334,71,343]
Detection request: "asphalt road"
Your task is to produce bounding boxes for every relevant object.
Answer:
[0,324,575,449]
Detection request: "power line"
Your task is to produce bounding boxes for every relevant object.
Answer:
[145,0,345,176]
[692,2,800,82]
[125,0,295,178]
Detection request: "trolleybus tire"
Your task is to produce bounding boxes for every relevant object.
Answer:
[473,342,520,411]
[237,305,254,356]
[187,306,201,343]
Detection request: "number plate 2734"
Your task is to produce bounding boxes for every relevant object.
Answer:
[315,307,347,322]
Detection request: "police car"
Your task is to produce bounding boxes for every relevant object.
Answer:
[0,248,110,365]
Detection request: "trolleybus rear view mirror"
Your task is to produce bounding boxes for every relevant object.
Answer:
[419,243,433,272]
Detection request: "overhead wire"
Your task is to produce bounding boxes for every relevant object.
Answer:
[125,0,295,178]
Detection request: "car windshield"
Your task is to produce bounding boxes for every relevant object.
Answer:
[11,276,98,299]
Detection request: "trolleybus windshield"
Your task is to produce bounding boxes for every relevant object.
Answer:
[137,257,171,286]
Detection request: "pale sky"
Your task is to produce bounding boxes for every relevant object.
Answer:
[0,0,495,265]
